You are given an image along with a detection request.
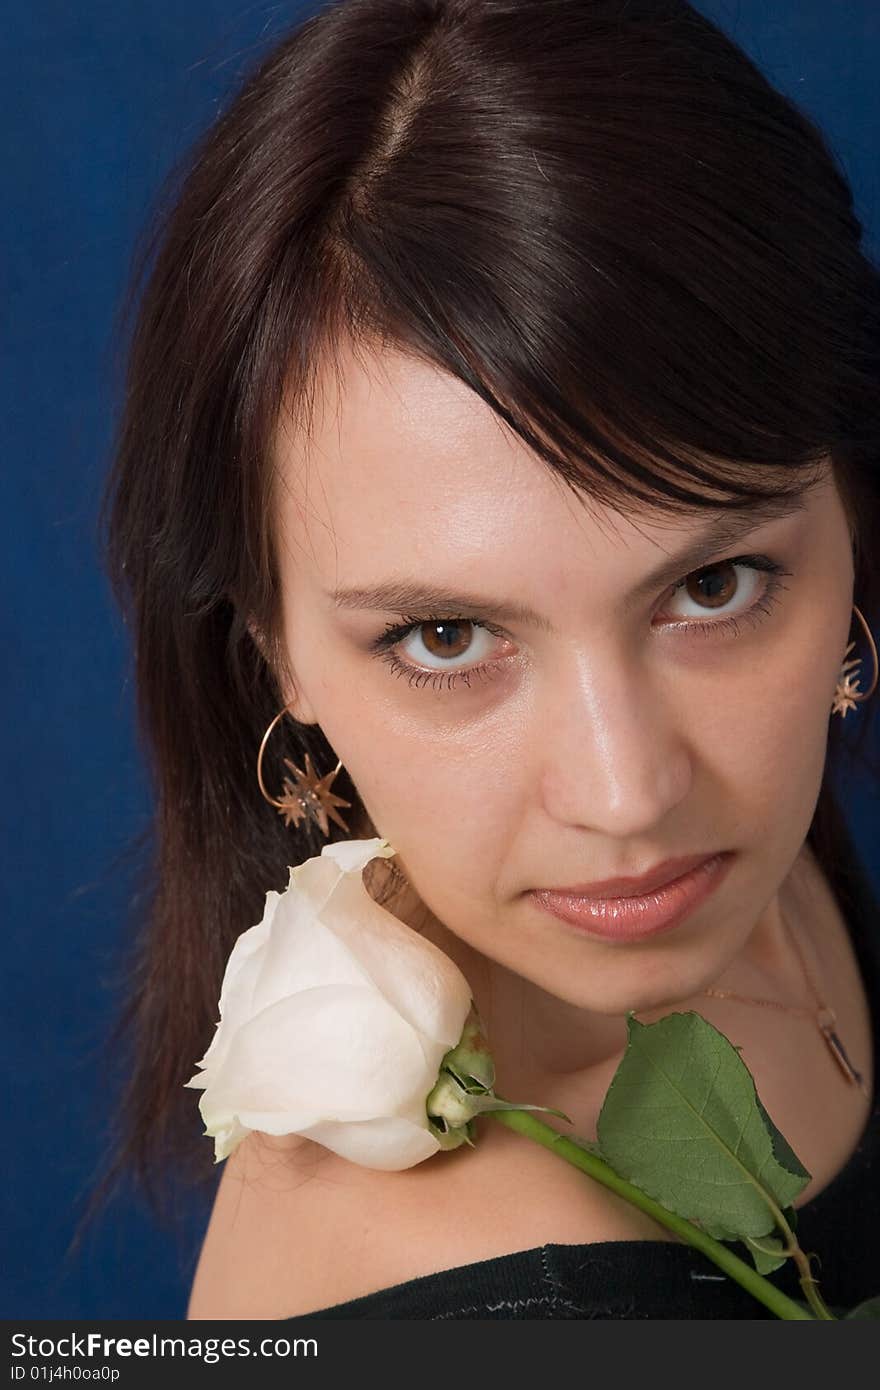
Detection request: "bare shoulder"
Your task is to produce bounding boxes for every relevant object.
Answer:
[187,1131,344,1320]
[187,1121,678,1320]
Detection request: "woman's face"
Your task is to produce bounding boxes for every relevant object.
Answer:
[270,340,856,1018]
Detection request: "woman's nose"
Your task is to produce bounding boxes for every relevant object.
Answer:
[538,653,692,837]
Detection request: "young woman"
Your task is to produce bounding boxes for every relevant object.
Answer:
[97,0,879,1318]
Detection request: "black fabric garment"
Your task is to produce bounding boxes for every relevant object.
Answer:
[286,855,880,1320]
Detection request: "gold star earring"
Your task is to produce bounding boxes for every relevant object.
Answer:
[831,603,878,718]
[256,704,352,836]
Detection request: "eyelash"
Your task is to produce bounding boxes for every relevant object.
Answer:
[368,554,793,694]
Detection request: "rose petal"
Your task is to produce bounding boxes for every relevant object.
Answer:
[315,837,397,876]
[217,888,282,1016]
[213,841,394,1044]
[297,1115,441,1170]
[316,870,472,1048]
[197,983,443,1130]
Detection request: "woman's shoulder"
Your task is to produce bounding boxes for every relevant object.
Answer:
[186,1118,676,1320]
[187,1131,333,1320]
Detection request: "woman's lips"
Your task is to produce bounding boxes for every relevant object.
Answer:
[529,851,735,942]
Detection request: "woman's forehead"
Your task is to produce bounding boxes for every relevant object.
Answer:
[273,340,830,569]
[272,365,640,576]
[274,341,533,507]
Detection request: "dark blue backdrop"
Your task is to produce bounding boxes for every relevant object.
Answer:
[3,1,878,1320]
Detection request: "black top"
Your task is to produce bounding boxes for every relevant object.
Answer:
[287,848,880,1320]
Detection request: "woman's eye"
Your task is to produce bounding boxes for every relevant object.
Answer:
[659,555,789,632]
[369,615,511,693]
[368,554,792,694]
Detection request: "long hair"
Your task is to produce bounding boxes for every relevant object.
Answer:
[85,0,879,1241]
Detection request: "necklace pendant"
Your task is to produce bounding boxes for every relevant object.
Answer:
[818,1018,870,1097]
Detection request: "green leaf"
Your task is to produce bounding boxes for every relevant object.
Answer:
[744,1233,787,1275]
[781,1202,799,1235]
[754,1094,808,1187]
[844,1295,880,1319]
[595,1011,811,1244]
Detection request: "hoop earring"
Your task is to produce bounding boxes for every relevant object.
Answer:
[256,703,352,836]
[831,603,878,718]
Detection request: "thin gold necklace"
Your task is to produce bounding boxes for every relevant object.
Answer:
[699,906,870,1100]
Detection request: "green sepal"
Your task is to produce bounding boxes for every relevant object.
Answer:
[441,1005,496,1092]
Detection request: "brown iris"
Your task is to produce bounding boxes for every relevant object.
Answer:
[417,619,474,659]
[685,561,738,609]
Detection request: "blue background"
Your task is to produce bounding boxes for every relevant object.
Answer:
[3,1,878,1319]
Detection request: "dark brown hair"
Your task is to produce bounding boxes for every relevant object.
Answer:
[83,0,880,1244]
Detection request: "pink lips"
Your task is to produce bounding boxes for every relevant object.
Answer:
[530,852,734,942]
[538,851,720,899]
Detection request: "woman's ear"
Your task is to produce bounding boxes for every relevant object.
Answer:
[247,617,319,725]
[246,616,271,661]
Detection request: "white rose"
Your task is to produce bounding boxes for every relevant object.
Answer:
[184,837,473,1170]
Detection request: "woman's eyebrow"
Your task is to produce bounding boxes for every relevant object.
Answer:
[328,492,809,634]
